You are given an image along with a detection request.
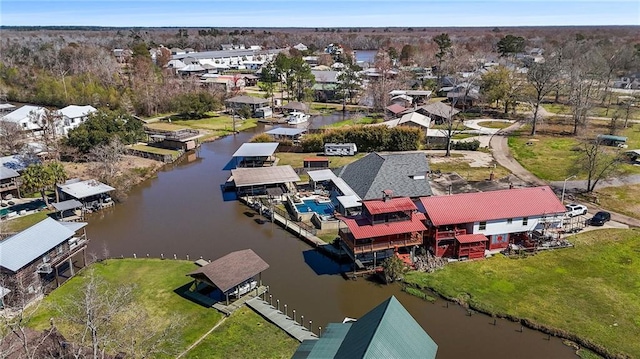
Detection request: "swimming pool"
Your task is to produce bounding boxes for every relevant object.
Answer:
[295,199,335,215]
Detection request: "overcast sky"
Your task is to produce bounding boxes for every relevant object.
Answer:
[1,0,639,27]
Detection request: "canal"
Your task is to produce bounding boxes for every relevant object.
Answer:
[85,126,577,358]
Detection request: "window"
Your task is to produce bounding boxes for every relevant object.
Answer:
[523,217,528,225]
[479,221,487,230]
[507,218,513,224]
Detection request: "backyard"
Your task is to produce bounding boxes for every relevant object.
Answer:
[509,118,640,181]
[145,112,258,141]
[404,228,640,358]
[27,259,296,358]
[275,152,366,169]
[542,102,640,121]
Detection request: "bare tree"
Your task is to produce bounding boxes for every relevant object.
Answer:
[0,122,26,156]
[89,138,126,180]
[576,138,623,192]
[526,57,560,136]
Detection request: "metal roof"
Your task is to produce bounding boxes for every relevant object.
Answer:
[0,218,87,272]
[187,249,269,293]
[1,154,40,172]
[0,105,45,123]
[385,104,406,114]
[418,101,460,118]
[225,95,269,105]
[232,142,279,158]
[337,195,361,209]
[363,197,417,215]
[0,166,19,180]
[341,214,426,240]
[293,296,437,359]
[58,179,115,199]
[231,165,300,187]
[420,186,566,226]
[307,169,337,182]
[597,134,627,142]
[265,128,306,137]
[0,286,11,298]
[51,199,83,212]
[0,104,16,111]
[58,105,97,119]
[456,233,489,244]
[335,153,432,200]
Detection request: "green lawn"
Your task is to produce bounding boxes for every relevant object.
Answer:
[275,152,367,169]
[595,184,640,219]
[184,306,299,359]
[322,115,381,128]
[404,229,640,358]
[429,159,511,181]
[508,122,640,181]
[542,103,640,121]
[130,144,181,157]
[4,211,51,232]
[476,121,513,129]
[29,259,225,358]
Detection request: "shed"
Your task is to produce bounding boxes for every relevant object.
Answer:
[187,249,269,304]
[303,157,330,169]
[324,143,357,156]
[597,134,628,147]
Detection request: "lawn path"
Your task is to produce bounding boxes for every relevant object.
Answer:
[175,316,228,359]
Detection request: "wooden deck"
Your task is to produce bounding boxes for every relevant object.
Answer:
[211,285,267,315]
[246,297,318,342]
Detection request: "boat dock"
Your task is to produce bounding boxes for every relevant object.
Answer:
[211,285,268,315]
[246,297,318,342]
[243,197,346,260]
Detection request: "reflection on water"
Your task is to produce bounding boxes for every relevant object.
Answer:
[85,127,577,358]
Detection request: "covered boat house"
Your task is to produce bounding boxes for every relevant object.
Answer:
[187,249,269,306]
[57,179,115,211]
[231,142,279,168]
[230,165,300,197]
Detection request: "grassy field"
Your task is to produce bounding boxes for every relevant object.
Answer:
[275,152,367,169]
[322,115,382,128]
[542,103,640,121]
[476,120,513,129]
[595,184,640,219]
[130,144,181,157]
[404,229,640,358]
[508,119,640,181]
[3,211,51,232]
[146,112,258,141]
[30,259,297,358]
[429,158,511,181]
[184,306,299,359]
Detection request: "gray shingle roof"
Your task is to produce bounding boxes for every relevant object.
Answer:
[0,217,87,272]
[225,95,269,105]
[335,152,432,200]
[187,249,269,293]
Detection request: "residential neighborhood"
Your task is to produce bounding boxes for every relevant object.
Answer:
[0,6,639,359]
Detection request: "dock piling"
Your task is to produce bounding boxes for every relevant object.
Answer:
[133,253,136,259]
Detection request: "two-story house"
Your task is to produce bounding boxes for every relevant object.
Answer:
[0,217,89,308]
[419,186,566,259]
[0,105,47,133]
[57,105,97,136]
[339,192,426,267]
[0,166,20,200]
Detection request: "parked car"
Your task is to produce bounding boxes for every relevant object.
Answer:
[565,204,588,217]
[589,211,611,226]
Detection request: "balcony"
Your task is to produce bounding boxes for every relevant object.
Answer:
[341,233,423,255]
[435,229,467,240]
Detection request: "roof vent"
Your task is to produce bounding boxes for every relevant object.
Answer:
[382,189,393,201]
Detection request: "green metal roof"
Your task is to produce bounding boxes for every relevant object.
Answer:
[597,134,627,142]
[291,296,438,359]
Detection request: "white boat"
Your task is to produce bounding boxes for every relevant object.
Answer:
[287,111,310,125]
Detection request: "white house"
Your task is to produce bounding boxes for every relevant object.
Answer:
[420,186,566,258]
[0,105,47,132]
[57,105,97,136]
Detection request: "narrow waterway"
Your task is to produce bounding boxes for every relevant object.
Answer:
[85,126,577,358]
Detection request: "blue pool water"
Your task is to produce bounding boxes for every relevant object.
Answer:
[295,199,334,215]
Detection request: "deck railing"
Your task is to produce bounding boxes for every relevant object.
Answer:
[341,233,423,254]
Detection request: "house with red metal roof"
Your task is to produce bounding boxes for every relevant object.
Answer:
[419,186,566,259]
[339,191,426,267]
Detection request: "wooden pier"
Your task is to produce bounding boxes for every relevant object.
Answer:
[246,297,318,342]
[211,285,268,315]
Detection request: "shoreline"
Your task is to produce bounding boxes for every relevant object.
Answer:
[402,281,626,359]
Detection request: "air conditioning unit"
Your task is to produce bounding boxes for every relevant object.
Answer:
[37,263,53,274]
